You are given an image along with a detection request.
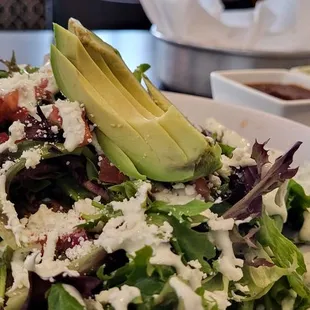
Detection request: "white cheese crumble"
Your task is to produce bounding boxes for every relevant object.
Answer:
[62,284,86,308]
[55,99,85,152]
[65,240,95,261]
[73,198,100,215]
[169,276,204,310]
[204,290,231,310]
[188,259,202,269]
[23,204,84,242]
[21,148,41,169]
[0,175,24,246]
[95,182,173,254]
[96,285,141,310]
[0,62,58,117]
[0,120,25,154]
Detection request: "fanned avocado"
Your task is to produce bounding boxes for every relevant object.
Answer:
[50,19,222,182]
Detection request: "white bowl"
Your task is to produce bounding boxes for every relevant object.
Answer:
[210,69,310,126]
[164,91,310,165]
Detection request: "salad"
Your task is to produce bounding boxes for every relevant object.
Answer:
[0,18,310,310]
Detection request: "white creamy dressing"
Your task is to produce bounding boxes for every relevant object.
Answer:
[150,243,204,290]
[0,120,25,154]
[0,175,24,246]
[281,290,297,310]
[299,210,310,242]
[293,162,310,241]
[210,230,243,281]
[8,250,30,292]
[204,290,231,310]
[169,276,204,310]
[299,246,310,286]
[55,99,86,151]
[62,284,86,308]
[95,182,173,254]
[96,285,141,310]
[0,62,58,117]
[153,184,203,205]
[204,118,255,177]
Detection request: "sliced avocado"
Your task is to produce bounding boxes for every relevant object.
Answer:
[53,24,188,169]
[5,287,28,310]
[96,130,146,180]
[50,45,194,181]
[68,18,164,117]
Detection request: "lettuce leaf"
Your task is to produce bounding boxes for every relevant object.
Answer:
[223,141,301,220]
[257,213,310,301]
[286,179,310,230]
[47,283,85,310]
[148,200,212,222]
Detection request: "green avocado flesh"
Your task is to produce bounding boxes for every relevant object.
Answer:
[50,19,222,182]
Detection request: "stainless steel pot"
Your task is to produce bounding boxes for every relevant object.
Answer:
[151,25,310,97]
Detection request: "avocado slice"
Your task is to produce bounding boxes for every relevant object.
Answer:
[68,18,164,116]
[53,24,189,170]
[95,130,146,180]
[51,19,222,182]
[50,45,195,181]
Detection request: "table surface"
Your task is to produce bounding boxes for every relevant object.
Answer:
[0,29,160,86]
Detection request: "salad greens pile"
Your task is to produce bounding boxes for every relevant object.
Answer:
[0,18,309,310]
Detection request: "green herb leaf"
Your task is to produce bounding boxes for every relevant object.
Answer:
[149,200,212,222]
[219,143,236,158]
[108,181,137,201]
[47,283,85,310]
[86,157,99,182]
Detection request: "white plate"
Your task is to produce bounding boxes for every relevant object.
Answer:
[164,91,310,165]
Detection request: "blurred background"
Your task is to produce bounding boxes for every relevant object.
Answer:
[0,0,260,30]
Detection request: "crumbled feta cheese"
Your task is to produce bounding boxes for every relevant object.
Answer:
[21,148,41,169]
[51,125,59,134]
[204,290,231,310]
[91,132,104,155]
[0,175,24,246]
[24,204,84,242]
[0,120,25,154]
[65,240,94,261]
[96,285,141,310]
[62,284,86,307]
[0,62,58,117]
[41,104,53,118]
[169,276,204,310]
[55,99,85,152]
[209,175,221,187]
[73,198,99,215]
[235,283,249,293]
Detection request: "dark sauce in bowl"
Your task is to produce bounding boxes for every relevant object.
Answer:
[246,83,310,100]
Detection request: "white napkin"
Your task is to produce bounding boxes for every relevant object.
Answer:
[140,0,310,52]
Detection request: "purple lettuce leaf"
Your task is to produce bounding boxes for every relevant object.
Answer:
[22,272,101,310]
[223,141,301,220]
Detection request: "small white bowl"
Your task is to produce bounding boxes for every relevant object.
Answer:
[210,69,310,126]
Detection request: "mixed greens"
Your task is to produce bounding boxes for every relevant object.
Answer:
[0,18,309,310]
